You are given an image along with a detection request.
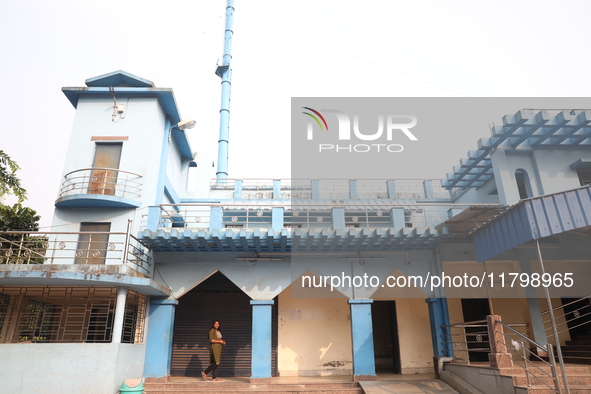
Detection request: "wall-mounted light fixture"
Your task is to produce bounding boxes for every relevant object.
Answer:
[169,119,196,143]
[176,119,196,130]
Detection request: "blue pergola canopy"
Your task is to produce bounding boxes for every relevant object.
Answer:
[443,109,591,189]
[472,185,591,262]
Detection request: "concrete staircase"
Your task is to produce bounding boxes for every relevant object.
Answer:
[551,334,591,365]
[508,364,591,393]
[143,379,364,394]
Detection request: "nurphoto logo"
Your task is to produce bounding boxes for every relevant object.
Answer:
[302,107,418,153]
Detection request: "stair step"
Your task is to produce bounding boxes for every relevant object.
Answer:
[144,382,363,393]
[145,390,362,394]
[499,365,591,375]
[567,340,591,345]
[565,343,591,348]
[144,386,363,394]
[540,355,591,365]
[515,384,591,393]
[563,350,591,357]
[562,357,591,365]
[512,374,591,386]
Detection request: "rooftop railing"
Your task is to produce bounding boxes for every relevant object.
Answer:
[144,202,483,231]
[208,178,459,200]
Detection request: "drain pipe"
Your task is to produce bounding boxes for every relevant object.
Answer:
[215,0,235,180]
[437,357,454,376]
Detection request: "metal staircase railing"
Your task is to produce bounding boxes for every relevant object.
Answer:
[441,315,572,393]
[496,320,562,393]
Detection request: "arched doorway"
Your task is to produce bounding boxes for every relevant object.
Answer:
[170,271,277,377]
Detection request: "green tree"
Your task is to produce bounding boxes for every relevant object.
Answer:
[0,150,27,202]
[0,204,45,264]
[0,203,40,231]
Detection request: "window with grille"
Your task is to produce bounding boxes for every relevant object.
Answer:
[0,287,147,344]
[0,293,9,336]
[19,300,55,342]
[122,290,147,344]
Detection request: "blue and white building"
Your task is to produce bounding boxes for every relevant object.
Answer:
[0,70,590,393]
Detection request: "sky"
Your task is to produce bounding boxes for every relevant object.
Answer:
[1,0,591,228]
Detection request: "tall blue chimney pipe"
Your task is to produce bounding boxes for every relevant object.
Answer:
[215,0,235,179]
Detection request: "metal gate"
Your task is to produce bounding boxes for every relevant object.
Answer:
[171,272,277,377]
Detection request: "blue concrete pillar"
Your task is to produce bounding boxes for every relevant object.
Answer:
[233,180,243,199]
[311,180,320,199]
[386,180,396,199]
[272,207,284,231]
[425,298,452,357]
[273,180,281,199]
[391,208,405,229]
[144,298,178,379]
[348,299,376,381]
[349,180,358,199]
[250,300,274,382]
[332,207,345,230]
[210,207,223,230]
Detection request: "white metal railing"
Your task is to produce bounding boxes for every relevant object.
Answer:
[59,167,142,201]
[542,295,591,338]
[497,321,562,393]
[207,178,459,200]
[0,229,152,276]
[149,202,480,230]
[442,319,491,364]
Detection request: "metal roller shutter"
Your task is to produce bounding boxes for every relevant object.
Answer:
[171,273,277,377]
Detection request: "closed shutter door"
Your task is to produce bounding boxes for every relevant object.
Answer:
[171,276,278,377]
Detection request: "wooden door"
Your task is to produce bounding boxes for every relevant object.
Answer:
[88,143,122,196]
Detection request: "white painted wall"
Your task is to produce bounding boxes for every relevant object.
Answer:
[0,343,145,394]
[453,178,501,205]
[531,147,591,195]
[395,298,434,374]
[490,146,591,205]
[153,257,292,299]
[277,285,353,376]
[54,96,167,222]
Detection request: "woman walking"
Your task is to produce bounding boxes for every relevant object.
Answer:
[202,320,225,381]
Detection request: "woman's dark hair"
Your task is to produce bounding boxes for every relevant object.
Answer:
[211,320,221,330]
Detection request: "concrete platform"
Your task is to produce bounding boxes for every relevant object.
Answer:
[145,373,458,393]
[361,373,458,393]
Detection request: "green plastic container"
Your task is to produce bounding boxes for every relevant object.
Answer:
[119,379,144,393]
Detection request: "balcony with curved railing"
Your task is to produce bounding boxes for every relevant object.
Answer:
[55,167,143,208]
